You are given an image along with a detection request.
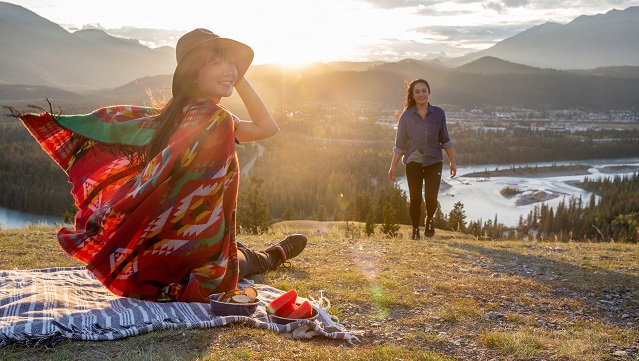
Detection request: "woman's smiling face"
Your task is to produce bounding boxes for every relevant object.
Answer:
[412,82,430,106]
[195,52,238,102]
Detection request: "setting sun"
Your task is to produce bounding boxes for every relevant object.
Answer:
[223,0,386,66]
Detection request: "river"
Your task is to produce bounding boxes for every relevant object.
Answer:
[3,157,638,229]
[396,157,639,227]
[0,207,62,229]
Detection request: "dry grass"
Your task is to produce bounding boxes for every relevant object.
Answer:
[1,221,638,360]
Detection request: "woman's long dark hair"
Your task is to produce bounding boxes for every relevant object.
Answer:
[404,78,431,110]
[145,94,188,162]
[145,48,214,162]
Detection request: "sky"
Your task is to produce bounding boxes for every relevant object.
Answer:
[7,0,639,65]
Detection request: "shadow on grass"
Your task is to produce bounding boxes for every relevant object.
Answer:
[446,240,639,329]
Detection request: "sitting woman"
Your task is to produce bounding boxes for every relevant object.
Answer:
[11,28,306,303]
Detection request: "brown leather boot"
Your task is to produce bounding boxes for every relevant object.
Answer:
[265,234,308,269]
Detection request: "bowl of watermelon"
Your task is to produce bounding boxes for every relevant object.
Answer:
[265,289,319,325]
[209,286,260,317]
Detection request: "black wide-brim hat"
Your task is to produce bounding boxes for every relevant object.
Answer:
[172,28,254,96]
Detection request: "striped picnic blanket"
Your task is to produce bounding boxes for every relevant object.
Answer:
[0,267,360,347]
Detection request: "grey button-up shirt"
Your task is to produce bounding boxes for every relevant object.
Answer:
[393,104,453,166]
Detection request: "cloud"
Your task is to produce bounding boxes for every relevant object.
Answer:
[105,27,184,48]
[501,0,635,11]
[414,7,476,16]
[351,22,531,60]
[361,0,440,9]
[356,39,461,60]
[362,0,529,10]
[483,0,529,13]
[504,0,529,6]
[526,0,593,9]
[484,2,504,12]
[362,0,631,13]
[412,23,533,43]
[361,0,531,16]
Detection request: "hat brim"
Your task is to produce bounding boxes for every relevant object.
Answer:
[171,37,254,96]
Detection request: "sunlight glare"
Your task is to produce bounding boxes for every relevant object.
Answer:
[220,0,387,66]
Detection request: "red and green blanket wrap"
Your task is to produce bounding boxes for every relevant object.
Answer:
[19,98,241,303]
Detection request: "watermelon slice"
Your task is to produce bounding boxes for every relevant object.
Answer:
[265,289,298,317]
[287,300,313,319]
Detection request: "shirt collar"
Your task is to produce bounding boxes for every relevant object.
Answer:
[410,104,432,116]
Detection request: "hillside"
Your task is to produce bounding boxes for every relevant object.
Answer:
[1,222,637,360]
[448,6,639,69]
[0,1,174,90]
[570,66,639,78]
[0,84,84,101]
[5,55,639,111]
[455,56,551,75]
[243,58,639,109]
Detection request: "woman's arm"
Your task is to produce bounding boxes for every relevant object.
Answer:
[388,151,402,181]
[233,78,279,142]
[439,109,456,178]
[444,146,457,178]
[388,114,408,181]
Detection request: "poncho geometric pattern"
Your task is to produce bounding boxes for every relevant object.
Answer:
[19,99,240,303]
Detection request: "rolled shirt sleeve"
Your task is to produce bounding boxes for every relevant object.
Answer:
[393,115,408,155]
[439,111,453,149]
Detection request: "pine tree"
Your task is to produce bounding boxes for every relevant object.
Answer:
[332,206,342,221]
[282,205,297,221]
[611,212,639,243]
[314,205,328,221]
[433,201,447,229]
[61,204,78,225]
[346,191,372,222]
[448,201,467,232]
[237,176,273,234]
[365,206,376,237]
[380,202,400,238]
[467,220,482,238]
[374,189,387,223]
[482,218,494,239]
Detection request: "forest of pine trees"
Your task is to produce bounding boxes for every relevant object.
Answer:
[517,173,639,243]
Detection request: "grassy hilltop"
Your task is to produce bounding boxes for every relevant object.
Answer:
[1,222,638,361]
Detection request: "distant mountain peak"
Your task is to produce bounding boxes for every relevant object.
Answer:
[448,5,639,69]
[73,28,144,47]
[456,56,545,74]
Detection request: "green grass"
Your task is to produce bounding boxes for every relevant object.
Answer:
[1,222,638,360]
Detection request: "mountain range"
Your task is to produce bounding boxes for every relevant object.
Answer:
[1,2,639,111]
[447,7,639,69]
[0,1,174,90]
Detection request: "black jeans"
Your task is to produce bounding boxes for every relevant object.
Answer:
[237,244,273,279]
[405,161,443,229]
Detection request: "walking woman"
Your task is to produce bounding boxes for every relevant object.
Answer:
[388,79,457,239]
[10,29,306,302]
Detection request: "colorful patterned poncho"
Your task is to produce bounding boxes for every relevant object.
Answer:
[19,99,241,303]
